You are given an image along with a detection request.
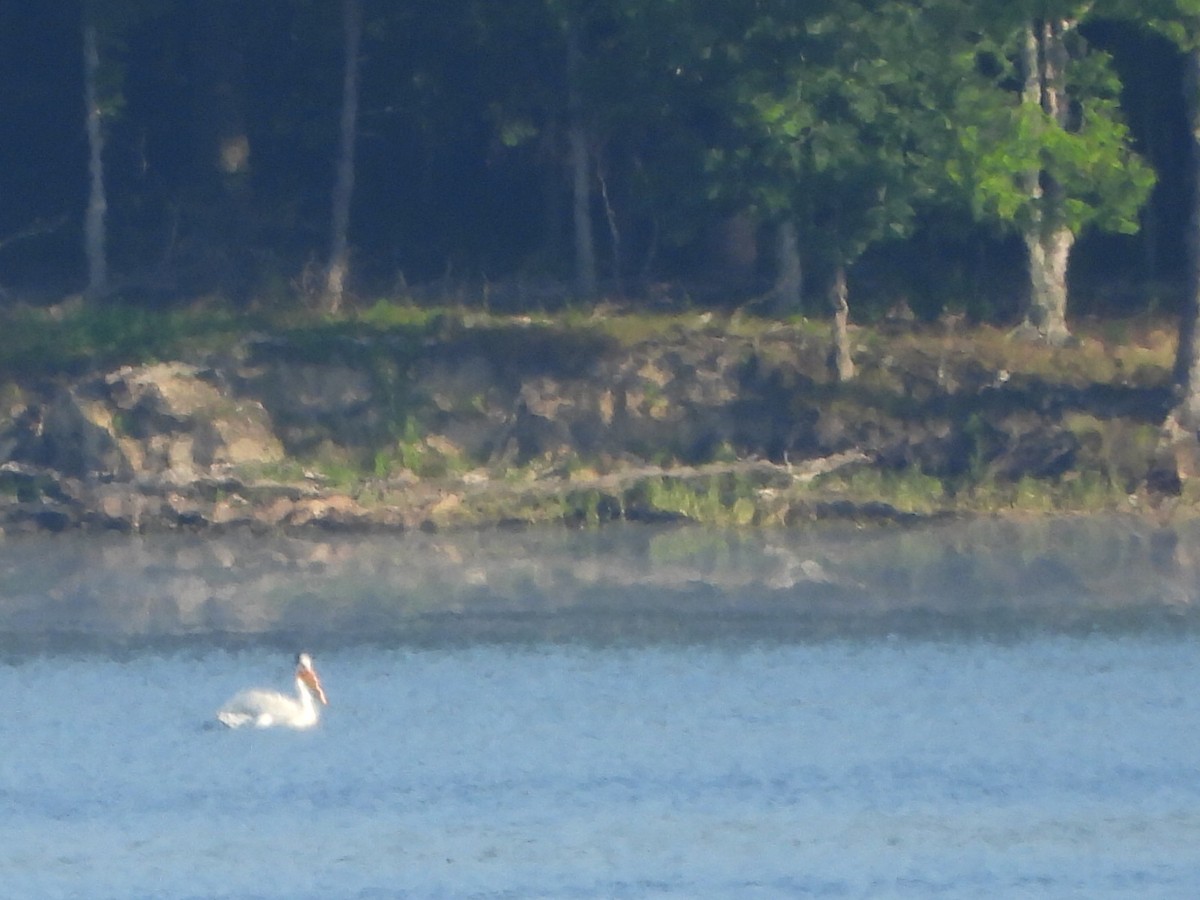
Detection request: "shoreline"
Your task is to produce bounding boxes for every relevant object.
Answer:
[0,453,1167,537]
[0,307,1188,534]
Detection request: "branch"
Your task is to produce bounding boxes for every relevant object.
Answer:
[0,214,69,256]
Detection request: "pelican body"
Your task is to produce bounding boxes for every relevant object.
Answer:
[217,653,329,729]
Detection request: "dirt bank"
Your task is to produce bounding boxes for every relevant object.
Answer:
[0,311,1184,532]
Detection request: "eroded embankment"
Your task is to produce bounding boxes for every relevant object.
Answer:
[0,316,1180,532]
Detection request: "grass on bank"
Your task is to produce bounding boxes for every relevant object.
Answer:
[0,294,1181,524]
[0,293,1175,383]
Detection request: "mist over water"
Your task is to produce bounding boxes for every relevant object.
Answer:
[2,517,1200,897]
[0,515,1197,654]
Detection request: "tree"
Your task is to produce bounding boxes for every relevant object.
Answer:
[1018,18,1076,344]
[473,0,718,296]
[949,3,1155,343]
[1174,40,1200,428]
[563,6,597,297]
[576,0,736,294]
[1118,0,1200,415]
[1106,0,1200,487]
[323,0,363,313]
[1174,22,1200,428]
[711,0,966,379]
[772,219,803,312]
[82,2,108,298]
[80,0,163,299]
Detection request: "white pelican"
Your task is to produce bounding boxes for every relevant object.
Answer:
[217,652,329,729]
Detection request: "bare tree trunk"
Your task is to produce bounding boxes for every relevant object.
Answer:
[1019,19,1074,345]
[773,220,802,313]
[82,13,107,299]
[1152,48,1200,494]
[1173,48,1200,429]
[1171,49,1200,398]
[830,264,855,382]
[324,0,362,313]
[594,150,625,297]
[565,15,596,298]
[1023,224,1074,342]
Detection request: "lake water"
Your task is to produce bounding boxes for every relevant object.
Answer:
[2,517,1200,898]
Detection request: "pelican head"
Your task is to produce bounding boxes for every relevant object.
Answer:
[295,652,328,706]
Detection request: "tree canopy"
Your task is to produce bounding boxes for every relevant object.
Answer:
[0,0,1189,325]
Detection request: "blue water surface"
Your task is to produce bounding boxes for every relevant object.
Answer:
[2,636,1200,899]
[2,519,1200,898]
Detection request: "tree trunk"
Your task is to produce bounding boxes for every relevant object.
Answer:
[1171,47,1200,396]
[595,154,624,297]
[324,0,362,313]
[1173,47,1200,429]
[1019,19,1074,345]
[1152,47,1200,494]
[1023,224,1074,343]
[565,15,596,298]
[830,264,855,382]
[773,220,803,313]
[82,14,107,299]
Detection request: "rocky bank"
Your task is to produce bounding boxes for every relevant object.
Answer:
[0,316,1178,533]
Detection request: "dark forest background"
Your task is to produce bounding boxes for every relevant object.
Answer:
[0,1,1194,325]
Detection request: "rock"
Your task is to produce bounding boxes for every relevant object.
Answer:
[109,363,216,421]
[195,401,284,468]
[426,491,463,524]
[284,494,366,528]
[165,491,208,527]
[211,494,254,527]
[1148,415,1192,496]
[88,482,150,530]
[255,496,298,526]
[40,389,129,478]
[32,364,284,486]
[237,356,377,452]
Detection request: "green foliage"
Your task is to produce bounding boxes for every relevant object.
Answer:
[1113,0,1200,52]
[357,298,441,330]
[0,0,1186,331]
[947,13,1155,240]
[705,0,1009,296]
[809,465,947,514]
[1063,412,1161,492]
[0,303,245,378]
[0,298,450,386]
[633,475,762,525]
